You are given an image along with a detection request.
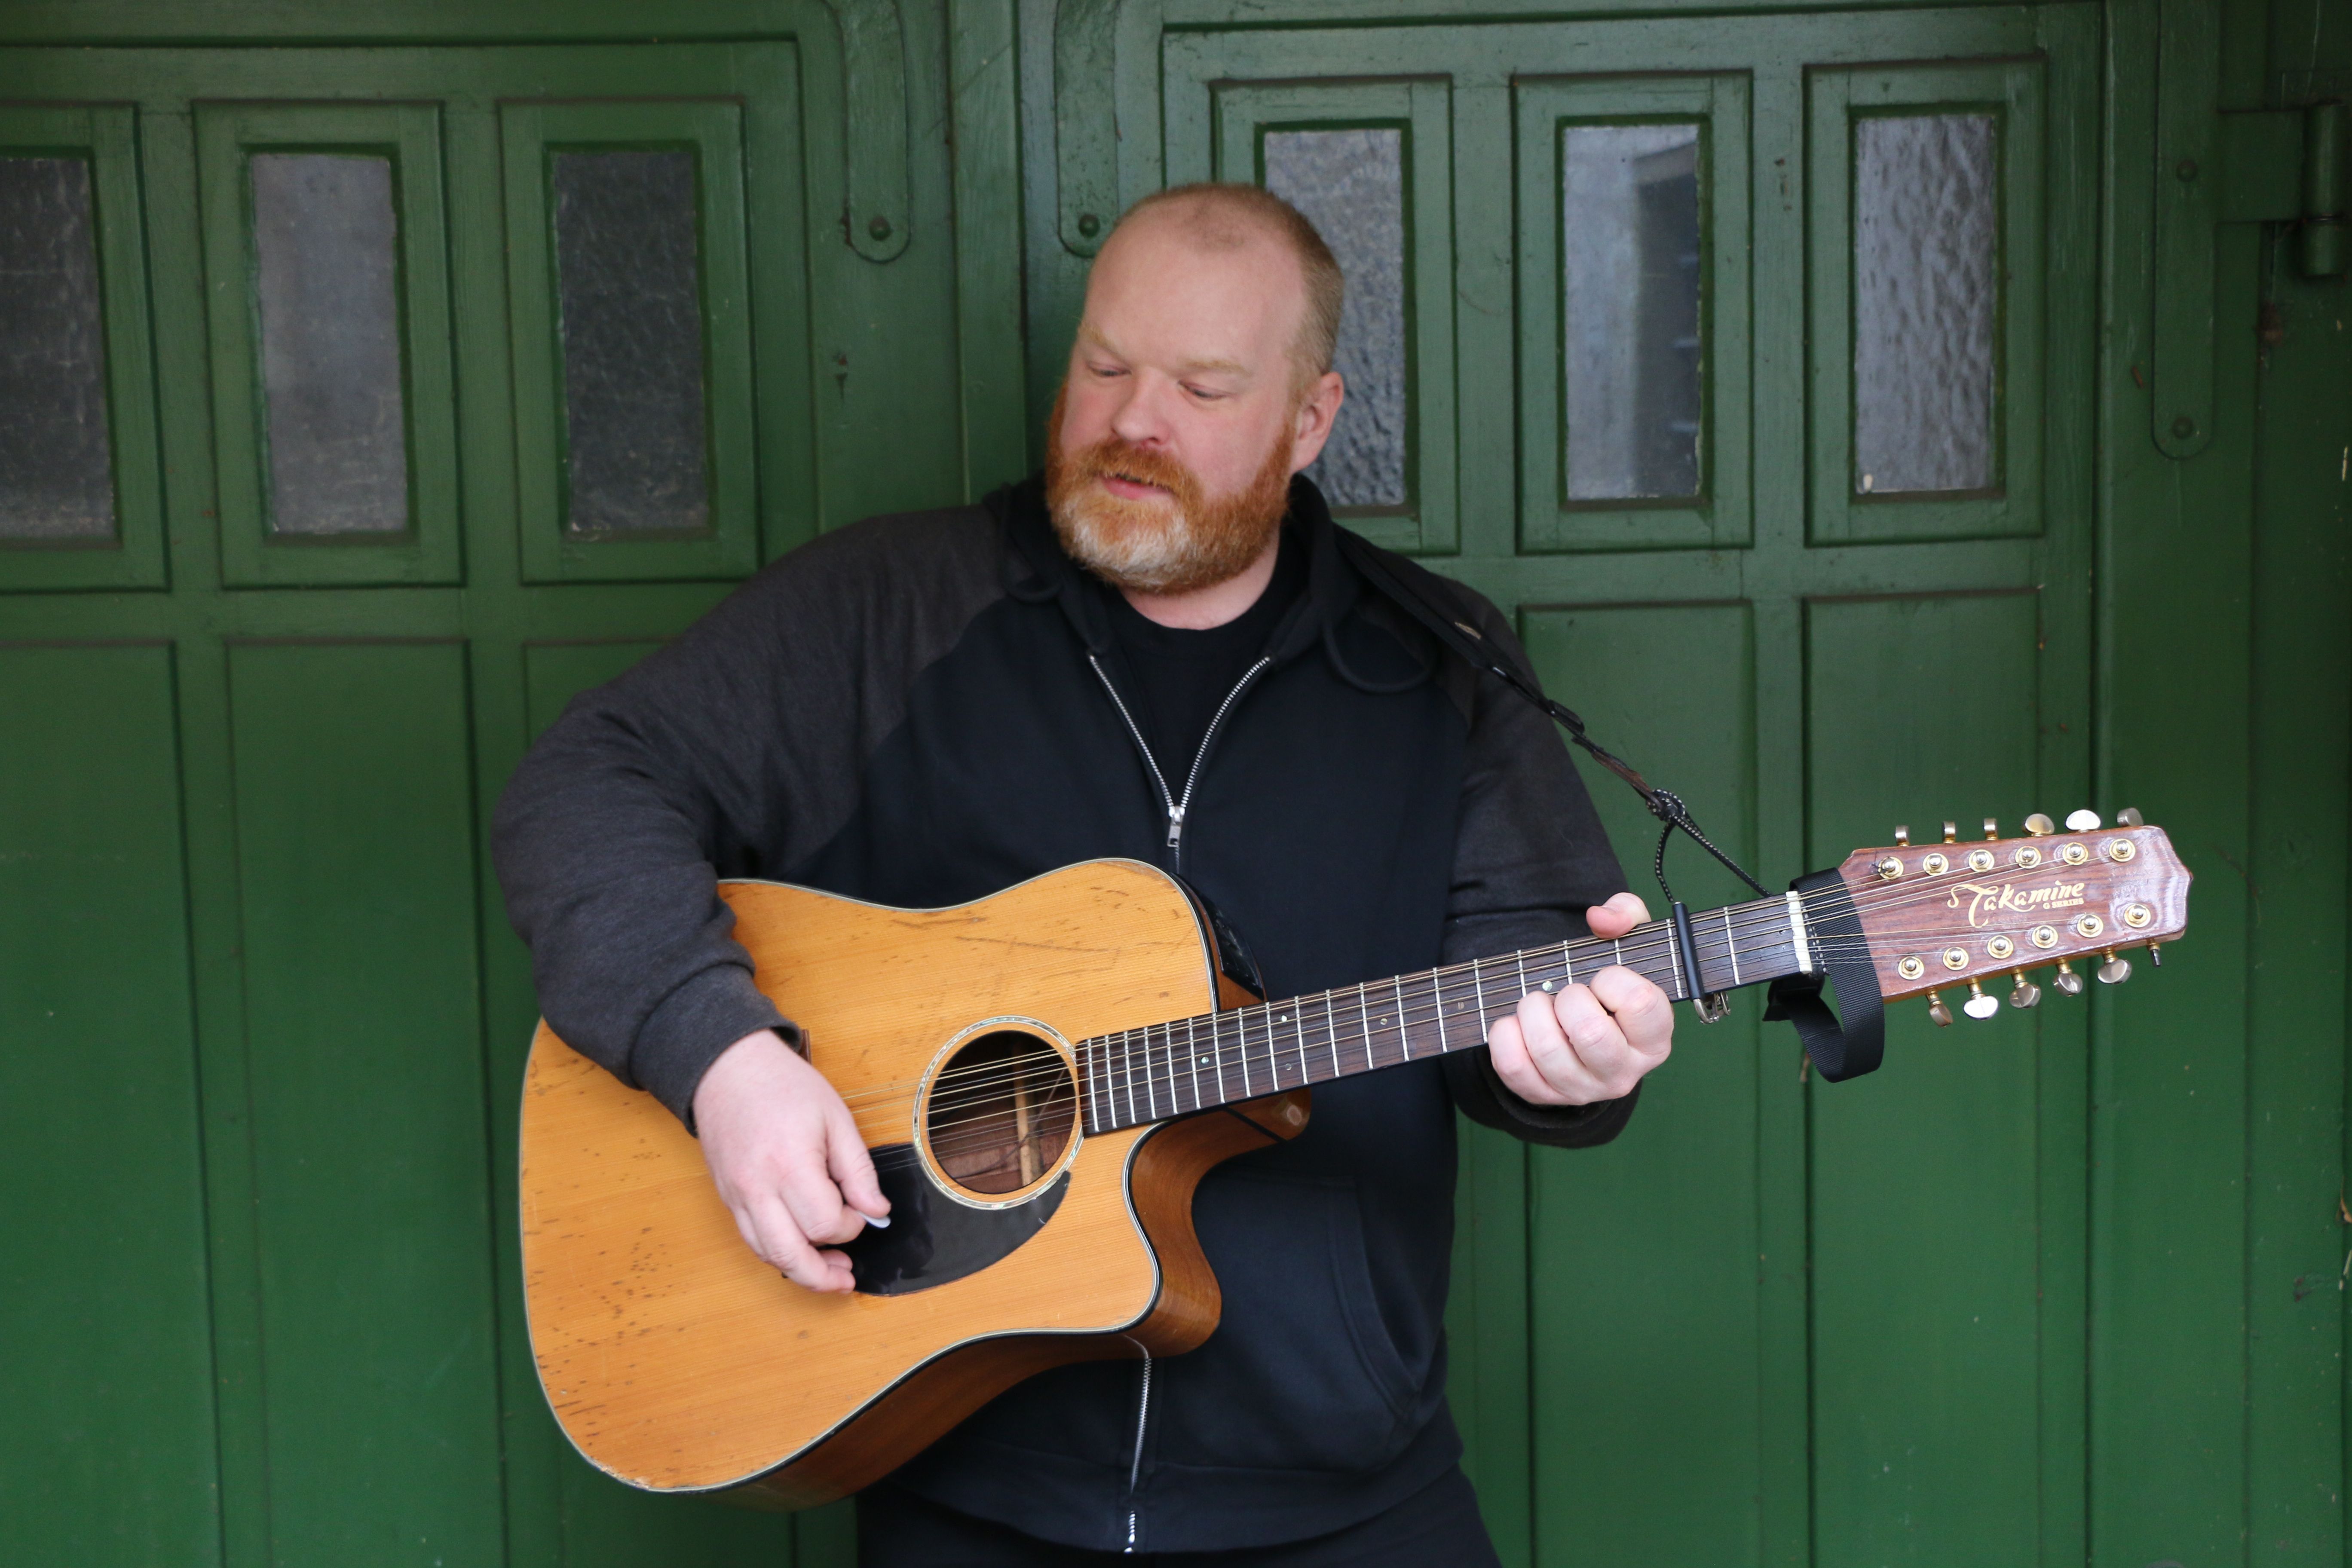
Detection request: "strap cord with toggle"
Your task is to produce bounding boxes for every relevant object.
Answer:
[1334,533,1883,1080]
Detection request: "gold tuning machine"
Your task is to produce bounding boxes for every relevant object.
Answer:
[2024,813,2055,836]
[1983,817,1999,839]
[2147,943,2163,967]
[2053,960,2085,996]
[1894,824,1910,846]
[1926,989,1954,1027]
[2116,807,2145,827]
[2008,970,2042,1008]
[2098,949,2133,985]
[2065,809,2102,831]
[1942,821,1958,842]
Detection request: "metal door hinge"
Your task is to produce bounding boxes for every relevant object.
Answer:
[2151,0,2345,460]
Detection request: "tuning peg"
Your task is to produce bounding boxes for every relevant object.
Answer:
[2009,970,2042,1008]
[1963,980,2000,1020]
[1926,990,1954,1027]
[2147,943,2163,967]
[2053,960,2085,996]
[2116,807,2144,827]
[2024,813,2055,836]
[2065,809,2101,831]
[1894,824,1911,846]
[1983,817,1999,839]
[1942,821,1958,842]
[2098,950,2132,985]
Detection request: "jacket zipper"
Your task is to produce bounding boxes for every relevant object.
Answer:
[1087,652,1273,870]
[1124,1351,1153,1553]
[1088,647,1268,1550]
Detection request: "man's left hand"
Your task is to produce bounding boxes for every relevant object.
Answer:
[1485,891,1674,1106]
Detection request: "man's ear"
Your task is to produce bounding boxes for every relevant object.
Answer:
[1287,369,1346,474]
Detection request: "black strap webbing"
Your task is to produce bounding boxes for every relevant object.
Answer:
[1762,869,1885,1081]
[1335,531,1885,1078]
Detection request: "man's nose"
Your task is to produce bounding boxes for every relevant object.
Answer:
[1107,372,1179,447]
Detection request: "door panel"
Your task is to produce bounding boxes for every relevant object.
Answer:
[0,646,219,1566]
[1151,7,2097,1562]
[1520,604,1761,1567]
[227,643,506,1564]
[1804,591,2047,1563]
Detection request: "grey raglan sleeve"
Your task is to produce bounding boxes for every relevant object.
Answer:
[1432,588,1642,1149]
[492,576,812,1128]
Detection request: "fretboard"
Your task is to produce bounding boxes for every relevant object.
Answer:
[1079,892,1819,1134]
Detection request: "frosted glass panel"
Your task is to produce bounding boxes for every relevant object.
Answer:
[552,150,710,533]
[0,156,115,540]
[251,153,409,536]
[1263,128,1406,509]
[1561,125,1702,502]
[1853,113,1996,495]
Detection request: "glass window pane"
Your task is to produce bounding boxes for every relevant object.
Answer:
[1562,124,1702,502]
[551,149,710,534]
[1853,113,1997,496]
[1262,127,1406,510]
[251,153,409,536]
[0,156,115,540]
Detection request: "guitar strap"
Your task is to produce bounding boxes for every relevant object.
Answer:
[1333,531,1885,1081]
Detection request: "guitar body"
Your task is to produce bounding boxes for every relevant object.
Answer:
[519,858,1304,1507]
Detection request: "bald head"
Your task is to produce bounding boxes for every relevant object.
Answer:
[1102,184,1344,390]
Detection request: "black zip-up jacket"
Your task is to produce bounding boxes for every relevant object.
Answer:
[493,475,1637,1553]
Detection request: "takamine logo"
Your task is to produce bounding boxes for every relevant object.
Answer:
[1948,879,2089,927]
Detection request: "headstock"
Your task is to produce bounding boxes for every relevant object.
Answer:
[1836,809,2191,1025]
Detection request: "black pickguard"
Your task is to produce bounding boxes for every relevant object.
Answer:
[844,1143,1068,1296]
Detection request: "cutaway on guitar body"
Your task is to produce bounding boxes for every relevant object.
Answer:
[517,859,1304,1508]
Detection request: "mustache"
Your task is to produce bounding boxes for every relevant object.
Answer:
[1062,435,1200,501]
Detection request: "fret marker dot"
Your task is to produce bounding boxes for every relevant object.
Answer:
[1541,980,1557,993]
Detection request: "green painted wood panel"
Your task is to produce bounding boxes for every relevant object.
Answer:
[226,643,505,1565]
[0,645,219,1566]
[1805,592,2050,1564]
[1519,602,1761,1568]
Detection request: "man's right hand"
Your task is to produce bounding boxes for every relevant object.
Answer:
[691,1029,890,1294]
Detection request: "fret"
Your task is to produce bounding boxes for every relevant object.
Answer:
[1185,1016,1201,1113]
[1085,1039,1102,1133]
[1666,926,1684,1002]
[1323,989,1342,1080]
[1356,986,1376,1073]
[1432,969,1449,1053]
[1292,1003,1311,1085]
[1722,906,1740,988]
[1129,1029,1148,1128]
[1393,977,1411,1062]
[1236,1008,1253,1098]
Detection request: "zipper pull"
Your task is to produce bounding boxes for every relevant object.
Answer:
[1165,804,1186,851]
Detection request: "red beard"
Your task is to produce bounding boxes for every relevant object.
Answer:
[1044,384,1294,594]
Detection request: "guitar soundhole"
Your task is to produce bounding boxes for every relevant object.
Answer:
[924,1030,1077,1196]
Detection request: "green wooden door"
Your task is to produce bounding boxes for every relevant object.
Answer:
[4,3,2348,1566]
[0,18,1020,1565]
[1021,4,2103,1562]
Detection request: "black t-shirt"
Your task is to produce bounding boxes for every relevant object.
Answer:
[1101,524,1308,792]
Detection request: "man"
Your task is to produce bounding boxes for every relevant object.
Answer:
[495,184,1673,1564]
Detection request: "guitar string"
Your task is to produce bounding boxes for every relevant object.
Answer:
[884,897,2146,1147]
[858,881,2153,1143]
[830,855,2165,1136]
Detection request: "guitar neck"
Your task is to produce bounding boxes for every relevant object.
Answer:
[1078,891,1815,1135]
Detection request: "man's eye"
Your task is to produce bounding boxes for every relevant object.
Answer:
[1185,385,1225,401]
[1089,362,1127,379]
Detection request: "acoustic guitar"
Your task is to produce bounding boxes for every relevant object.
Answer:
[519,811,2190,1507]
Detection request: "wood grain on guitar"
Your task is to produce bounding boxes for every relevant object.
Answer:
[519,823,2190,1506]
